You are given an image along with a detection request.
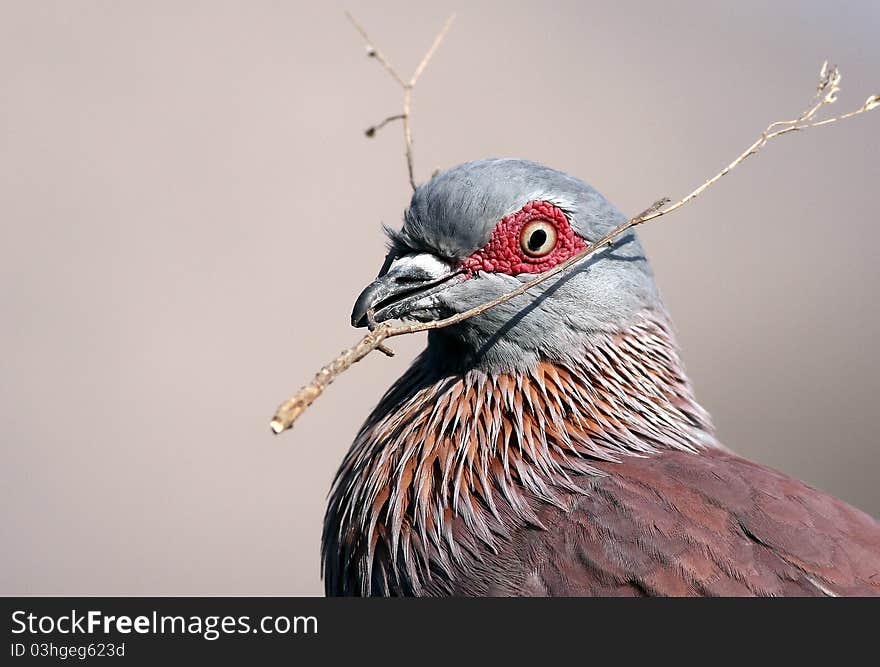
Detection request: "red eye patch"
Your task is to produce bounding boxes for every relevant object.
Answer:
[460,200,585,275]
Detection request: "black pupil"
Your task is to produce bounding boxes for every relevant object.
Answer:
[528,229,547,251]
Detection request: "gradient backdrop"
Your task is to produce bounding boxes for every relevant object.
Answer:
[2,1,878,595]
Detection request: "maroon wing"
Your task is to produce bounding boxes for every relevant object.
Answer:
[461,450,880,596]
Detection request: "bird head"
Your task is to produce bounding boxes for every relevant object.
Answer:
[332,159,717,596]
[351,158,663,373]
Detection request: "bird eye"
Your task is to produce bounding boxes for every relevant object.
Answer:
[519,221,558,258]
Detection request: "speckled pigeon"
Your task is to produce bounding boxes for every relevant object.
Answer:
[322,158,880,596]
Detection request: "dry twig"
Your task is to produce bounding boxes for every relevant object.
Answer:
[348,11,456,191]
[269,56,879,435]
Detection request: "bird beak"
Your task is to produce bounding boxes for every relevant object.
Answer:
[351,253,462,328]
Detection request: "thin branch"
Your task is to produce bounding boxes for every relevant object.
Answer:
[270,61,879,435]
[631,63,876,229]
[402,88,415,190]
[344,11,407,88]
[345,12,456,191]
[410,14,457,87]
[269,327,392,435]
[365,114,405,138]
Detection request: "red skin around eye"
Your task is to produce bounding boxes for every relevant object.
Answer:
[460,200,586,275]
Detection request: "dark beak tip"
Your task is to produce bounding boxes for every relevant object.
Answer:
[350,304,367,328]
[350,282,379,329]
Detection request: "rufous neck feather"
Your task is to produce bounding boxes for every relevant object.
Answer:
[323,312,717,595]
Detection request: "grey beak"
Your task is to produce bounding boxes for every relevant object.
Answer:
[351,253,461,327]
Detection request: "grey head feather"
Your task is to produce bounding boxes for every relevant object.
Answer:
[392,158,626,259]
[385,158,667,374]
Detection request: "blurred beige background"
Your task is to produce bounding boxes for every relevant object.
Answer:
[1,1,878,595]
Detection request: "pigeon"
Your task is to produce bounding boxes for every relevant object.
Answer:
[322,158,880,596]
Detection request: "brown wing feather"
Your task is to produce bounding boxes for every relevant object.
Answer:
[455,450,880,596]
